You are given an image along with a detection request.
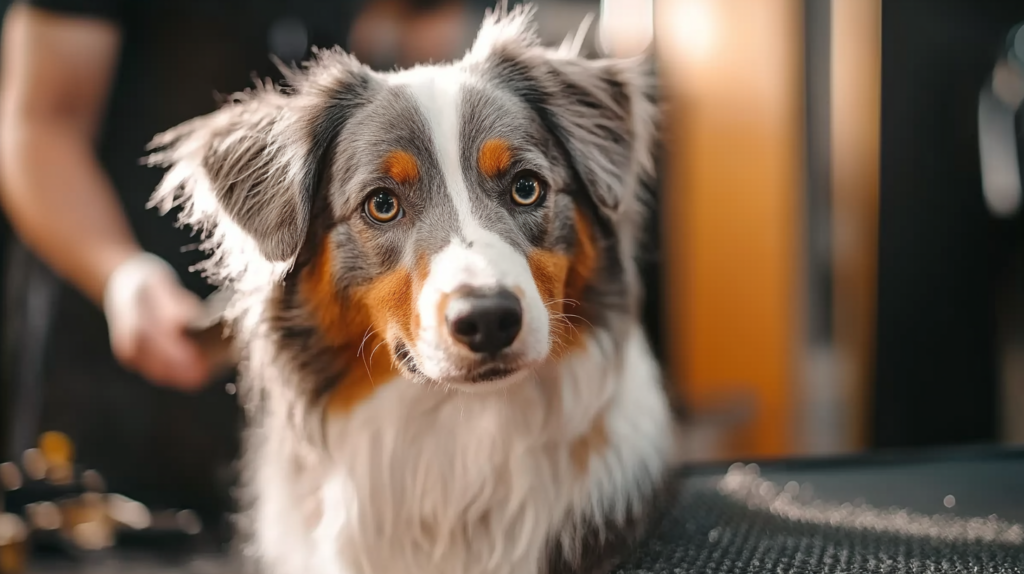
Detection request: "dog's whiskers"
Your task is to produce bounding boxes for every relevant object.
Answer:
[357,325,377,357]
[547,327,572,359]
[358,325,379,381]
[557,313,593,330]
[391,347,418,378]
[544,298,580,309]
[550,314,582,341]
[368,339,388,370]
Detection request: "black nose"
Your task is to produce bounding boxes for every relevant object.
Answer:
[446,288,523,355]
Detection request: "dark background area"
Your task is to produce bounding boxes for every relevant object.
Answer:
[873,0,1024,448]
[0,0,11,457]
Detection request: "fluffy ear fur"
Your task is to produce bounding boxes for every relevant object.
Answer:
[466,4,658,223]
[147,86,301,263]
[146,49,374,274]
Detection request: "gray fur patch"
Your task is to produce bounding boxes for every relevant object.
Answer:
[320,84,459,286]
[458,83,572,252]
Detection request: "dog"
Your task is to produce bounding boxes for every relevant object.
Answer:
[146,4,674,573]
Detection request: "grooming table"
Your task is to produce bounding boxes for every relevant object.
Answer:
[20,447,1024,573]
[616,446,1024,573]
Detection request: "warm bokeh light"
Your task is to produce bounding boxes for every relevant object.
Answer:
[661,0,717,63]
[598,0,653,57]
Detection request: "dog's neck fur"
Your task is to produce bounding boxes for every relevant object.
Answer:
[240,321,671,574]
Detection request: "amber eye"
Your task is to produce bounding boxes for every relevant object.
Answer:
[365,189,402,223]
[511,173,543,206]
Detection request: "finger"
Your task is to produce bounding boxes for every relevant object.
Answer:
[162,338,212,390]
[138,332,212,391]
[138,275,216,389]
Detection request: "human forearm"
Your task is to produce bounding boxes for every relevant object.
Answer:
[0,4,214,391]
[0,119,143,306]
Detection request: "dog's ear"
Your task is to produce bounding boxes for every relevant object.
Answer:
[146,50,373,265]
[147,87,302,263]
[467,5,658,220]
[530,55,657,219]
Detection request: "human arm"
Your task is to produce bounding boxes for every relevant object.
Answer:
[0,4,211,390]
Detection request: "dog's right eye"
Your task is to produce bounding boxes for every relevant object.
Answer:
[365,189,403,224]
[511,172,544,206]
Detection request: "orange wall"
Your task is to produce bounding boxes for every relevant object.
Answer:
[658,0,805,458]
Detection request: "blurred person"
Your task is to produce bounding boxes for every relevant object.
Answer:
[0,0,497,522]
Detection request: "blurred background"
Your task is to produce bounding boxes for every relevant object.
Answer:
[0,0,1022,565]
[657,0,1024,463]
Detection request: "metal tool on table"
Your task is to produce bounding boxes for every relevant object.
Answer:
[0,432,206,573]
[0,513,28,574]
[0,291,236,574]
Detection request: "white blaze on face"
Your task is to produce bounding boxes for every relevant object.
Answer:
[389,66,551,383]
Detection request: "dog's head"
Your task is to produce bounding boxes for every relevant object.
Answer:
[148,5,656,395]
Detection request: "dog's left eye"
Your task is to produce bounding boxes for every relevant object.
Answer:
[511,173,543,206]
[365,189,403,223]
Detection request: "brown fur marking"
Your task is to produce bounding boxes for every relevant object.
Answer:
[299,238,411,414]
[527,249,569,311]
[382,150,419,184]
[478,138,513,178]
[527,208,600,350]
[299,238,366,349]
[361,268,415,344]
[564,208,598,305]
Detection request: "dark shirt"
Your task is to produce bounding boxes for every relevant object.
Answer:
[2,0,369,521]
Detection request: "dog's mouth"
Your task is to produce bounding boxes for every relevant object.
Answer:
[391,340,530,388]
[469,364,521,383]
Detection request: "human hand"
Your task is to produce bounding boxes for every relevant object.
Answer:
[102,252,212,391]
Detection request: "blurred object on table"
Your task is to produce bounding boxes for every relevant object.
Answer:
[0,513,28,574]
[0,432,208,573]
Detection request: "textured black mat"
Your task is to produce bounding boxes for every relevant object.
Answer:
[615,450,1024,573]
[24,449,1024,573]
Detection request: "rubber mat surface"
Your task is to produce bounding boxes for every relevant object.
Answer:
[615,451,1024,573]
[25,450,1024,573]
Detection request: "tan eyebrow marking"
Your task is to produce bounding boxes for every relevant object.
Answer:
[478,138,513,178]
[382,150,419,184]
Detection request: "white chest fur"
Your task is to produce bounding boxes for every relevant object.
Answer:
[248,323,672,574]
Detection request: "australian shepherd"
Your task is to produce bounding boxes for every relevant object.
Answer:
[146,4,674,573]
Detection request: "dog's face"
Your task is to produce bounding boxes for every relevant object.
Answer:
[320,67,578,386]
[148,6,656,394]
